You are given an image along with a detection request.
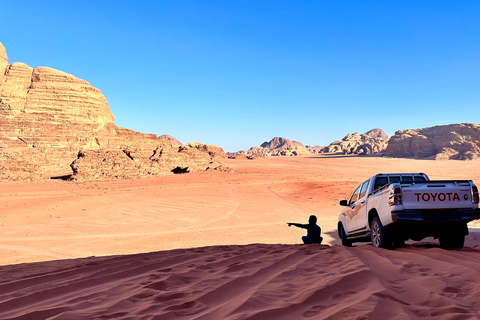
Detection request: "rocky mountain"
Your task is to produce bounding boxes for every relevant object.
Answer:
[385,123,480,160]
[0,42,229,181]
[241,130,388,157]
[322,129,389,155]
[245,137,311,156]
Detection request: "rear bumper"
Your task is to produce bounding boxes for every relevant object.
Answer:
[391,208,480,223]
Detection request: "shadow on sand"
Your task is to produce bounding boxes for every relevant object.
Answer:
[324,229,480,250]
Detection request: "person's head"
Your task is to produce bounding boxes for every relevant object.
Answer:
[308,215,317,224]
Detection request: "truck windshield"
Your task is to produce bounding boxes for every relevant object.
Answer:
[350,185,362,204]
[359,181,369,198]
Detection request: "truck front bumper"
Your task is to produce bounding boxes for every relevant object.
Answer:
[391,208,480,223]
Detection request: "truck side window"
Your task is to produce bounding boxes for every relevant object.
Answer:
[374,177,388,190]
[359,181,369,199]
[414,176,427,182]
[390,176,400,183]
[402,176,413,182]
[349,185,362,204]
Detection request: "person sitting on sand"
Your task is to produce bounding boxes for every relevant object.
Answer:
[287,215,323,244]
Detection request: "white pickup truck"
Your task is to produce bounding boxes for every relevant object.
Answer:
[338,173,480,249]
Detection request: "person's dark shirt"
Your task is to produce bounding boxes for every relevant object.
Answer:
[298,223,322,243]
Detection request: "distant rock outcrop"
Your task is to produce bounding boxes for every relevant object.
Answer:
[0,42,230,181]
[322,129,389,155]
[385,123,480,160]
[159,134,183,146]
[184,142,228,158]
[305,145,325,154]
[227,152,265,160]
[245,137,311,156]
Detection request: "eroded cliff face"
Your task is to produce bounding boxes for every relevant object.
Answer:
[385,123,480,160]
[0,42,228,181]
[0,43,8,83]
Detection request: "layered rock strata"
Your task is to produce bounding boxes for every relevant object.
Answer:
[385,123,480,160]
[0,42,229,181]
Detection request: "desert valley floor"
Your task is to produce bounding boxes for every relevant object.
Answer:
[2,155,480,319]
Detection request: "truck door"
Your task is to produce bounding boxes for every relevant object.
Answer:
[343,185,361,233]
[344,180,370,232]
[352,180,370,231]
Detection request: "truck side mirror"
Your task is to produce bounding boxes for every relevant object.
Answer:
[339,200,348,206]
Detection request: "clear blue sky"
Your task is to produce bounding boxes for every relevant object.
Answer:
[1,1,479,152]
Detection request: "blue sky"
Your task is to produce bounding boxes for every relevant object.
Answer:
[1,1,479,152]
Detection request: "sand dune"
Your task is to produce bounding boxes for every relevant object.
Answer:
[2,243,480,319]
[1,155,480,318]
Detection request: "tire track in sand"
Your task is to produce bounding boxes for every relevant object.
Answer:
[266,185,305,217]
[197,187,239,228]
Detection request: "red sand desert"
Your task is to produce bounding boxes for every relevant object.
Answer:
[1,155,480,319]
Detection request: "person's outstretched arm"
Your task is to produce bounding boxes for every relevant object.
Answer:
[287,223,306,229]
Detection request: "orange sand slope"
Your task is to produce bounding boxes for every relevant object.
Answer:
[2,243,480,319]
[2,155,480,266]
[2,156,480,319]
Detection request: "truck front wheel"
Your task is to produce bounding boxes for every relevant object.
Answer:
[339,225,352,247]
[370,217,390,249]
[439,234,465,249]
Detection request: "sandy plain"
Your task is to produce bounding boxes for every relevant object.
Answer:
[2,155,480,319]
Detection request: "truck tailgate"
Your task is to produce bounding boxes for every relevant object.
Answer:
[402,181,473,210]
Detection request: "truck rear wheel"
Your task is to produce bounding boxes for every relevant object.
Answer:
[370,217,391,249]
[439,234,465,249]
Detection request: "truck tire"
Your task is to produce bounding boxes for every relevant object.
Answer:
[439,234,465,249]
[339,225,352,247]
[370,217,391,249]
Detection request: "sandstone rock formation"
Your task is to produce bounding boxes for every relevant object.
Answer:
[159,134,183,146]
[305,145,325,154]
[227,153,265,160]
[245,137,311,156]
[0,42,8,83]
[0,42,230,181]
[70,141,219,180]
[184,142,228,158]
[385,123,480,160]
[322,129,389,155]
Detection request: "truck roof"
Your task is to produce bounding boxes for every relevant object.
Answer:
[372,173,430,191]
[375,173,427,176]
